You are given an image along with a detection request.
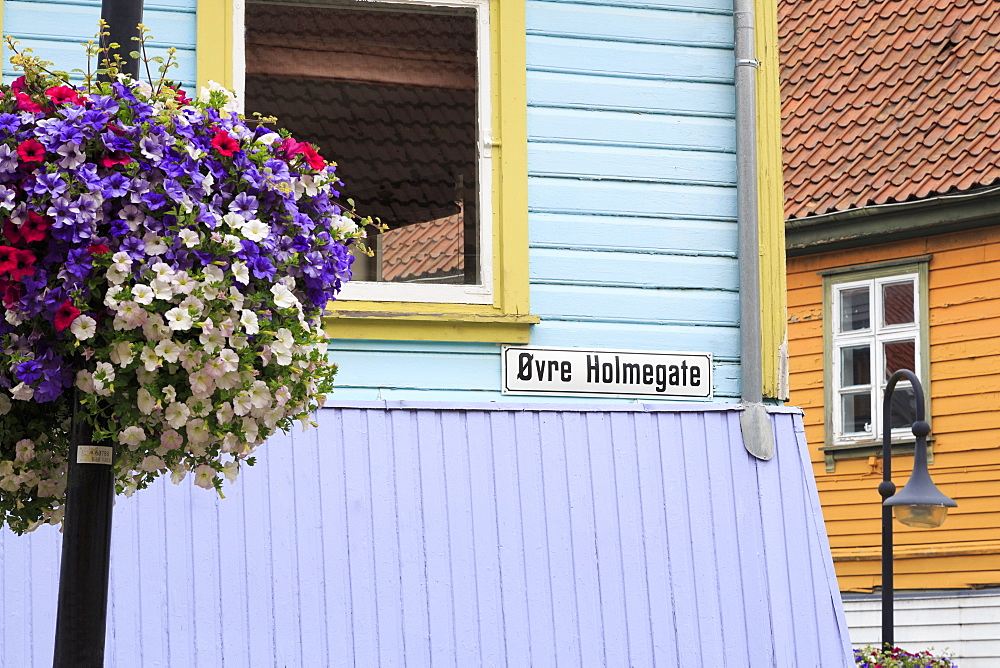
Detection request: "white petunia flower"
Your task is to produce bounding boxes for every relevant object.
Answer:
[137,388,157,415]
[270,284,298,310]
[239,309,259,335]
[143,232,168,255]
[165,307,194,331]
[193,464,216,490]
[163,401,191,429]
[178,228,200,248]
[231,261,250,285]
[154,339,182,363]
[132,284,155,305]
[140,346,160,372]
[141,455,165,473]
[109,341,135,367]
[240,219,269,242]
[104,285,124,309]
[222,211,244,229]
[118,426,146,449]
[203,265,225,284]
[70,314,97,340]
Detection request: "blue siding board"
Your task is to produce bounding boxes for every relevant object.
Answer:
[526,1,733,47]
[528,108,735,153]
[528,213,738,254]
[531,248,739,290]
[546,0,733,14]
[0,406,853,666]
[527,322,739,357]
[529,177,736,219]
[4,1,197,86]
[530,284,738,324]
[530,143,736,186]
[528,71,735,116]
[528,35,734,83]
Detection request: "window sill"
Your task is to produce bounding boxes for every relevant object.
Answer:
[323,301,538,343]
[820,438,934,473]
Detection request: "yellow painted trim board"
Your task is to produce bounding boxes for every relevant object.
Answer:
[754,0,788,400]
[196,0,233,91]
[322,0,529,341]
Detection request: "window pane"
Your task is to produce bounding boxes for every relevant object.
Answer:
[882,281,915,326]
[840,287,870,332]
[841,392,872,434]
[884,340,915,379]
[840,345,871,387]
[244,0,480,285]
[887,385,916,430]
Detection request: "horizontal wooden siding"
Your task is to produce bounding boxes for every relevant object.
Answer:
[786,226,1000,592]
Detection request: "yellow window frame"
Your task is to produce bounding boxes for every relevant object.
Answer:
[196,0,535,344]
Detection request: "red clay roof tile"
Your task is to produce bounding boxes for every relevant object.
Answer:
[781,0,1000,219]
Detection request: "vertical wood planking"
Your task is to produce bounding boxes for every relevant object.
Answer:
[0,404,853,666]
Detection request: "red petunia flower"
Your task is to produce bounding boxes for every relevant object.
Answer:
[10,76,26,94]
[54,299,81,332]
[9,248,35,280]
[279,137,305,162]
[16,139,46,163]
[300,143,326,170]
[0,278,23,308]
[2,219,24,245]
[212,130,240,156]
[45,85,82,106]
[0,245,17,273]
[99,151,133,168]
[87,243,110,255]
[171,87,192,105]
[19,212,49,243]
[14,92,43,113]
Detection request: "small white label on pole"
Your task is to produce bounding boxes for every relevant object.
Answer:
[77,445,113,465]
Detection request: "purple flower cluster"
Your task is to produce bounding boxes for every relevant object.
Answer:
[0,65,368,532]
[0,75,358,405]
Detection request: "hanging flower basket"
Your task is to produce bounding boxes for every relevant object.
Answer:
[0,36,368,533]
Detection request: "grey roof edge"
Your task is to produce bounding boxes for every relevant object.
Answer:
[785,186,1000,257]
[323,400,804,414]
[842,587,1000,601]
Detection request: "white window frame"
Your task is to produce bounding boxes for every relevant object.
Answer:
[831,271,923,445]
[239,0,494,305]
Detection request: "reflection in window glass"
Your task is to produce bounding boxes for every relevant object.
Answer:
[884,340,915,379]
[840,345,871,387]
[840,287,870,332]
[244,0,480,285]
[842,393,872,434]
[882,281,914,326]
[888,385,916,430]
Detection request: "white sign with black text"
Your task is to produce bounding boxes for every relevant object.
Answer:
[502,346,713,399]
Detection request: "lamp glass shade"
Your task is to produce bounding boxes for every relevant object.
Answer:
[892,504,949,528]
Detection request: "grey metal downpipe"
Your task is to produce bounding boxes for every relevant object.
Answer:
[734,0,775,460]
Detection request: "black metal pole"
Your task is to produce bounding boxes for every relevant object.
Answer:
[52,5,143,665]
[879,369,927,652]
[100,0,144,79]
[53,392,117,667]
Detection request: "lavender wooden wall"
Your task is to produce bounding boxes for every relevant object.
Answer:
[1,404,852,666]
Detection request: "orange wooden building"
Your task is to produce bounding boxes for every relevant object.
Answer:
[780,0,1000,661]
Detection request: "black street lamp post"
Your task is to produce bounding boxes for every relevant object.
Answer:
[878,369,957,650]
[51,3,143,666]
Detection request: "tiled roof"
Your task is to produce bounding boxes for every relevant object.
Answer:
[780,0,1000,220]
[381,212,464,282]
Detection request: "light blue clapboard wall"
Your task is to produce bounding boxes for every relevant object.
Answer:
[2,0,197,89]
[0,406,852,666]
[2,0,743,401]
[330,0,742,402]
